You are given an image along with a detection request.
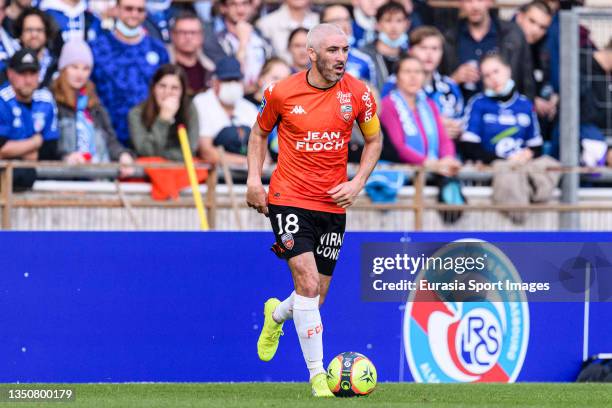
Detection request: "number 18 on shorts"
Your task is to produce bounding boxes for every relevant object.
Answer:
[269,204,346,276]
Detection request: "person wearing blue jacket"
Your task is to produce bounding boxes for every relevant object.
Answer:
[39,0,103,55]
[459,54,542,164]
[90,0,169,144]
[459,53,561,224]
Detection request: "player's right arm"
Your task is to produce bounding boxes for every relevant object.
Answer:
[247,84,281,216]
[246,121,271,215]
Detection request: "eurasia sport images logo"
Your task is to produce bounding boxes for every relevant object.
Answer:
[403,241,530,383]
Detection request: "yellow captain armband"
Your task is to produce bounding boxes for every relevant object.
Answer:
[359,114,381,139]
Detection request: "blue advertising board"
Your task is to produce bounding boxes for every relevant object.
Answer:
[0,232,610,383]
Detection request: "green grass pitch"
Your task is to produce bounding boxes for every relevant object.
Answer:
[4,383,612,407]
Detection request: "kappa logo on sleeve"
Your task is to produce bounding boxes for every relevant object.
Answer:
[362,90,374,122]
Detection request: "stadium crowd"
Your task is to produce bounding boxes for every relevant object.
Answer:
[0,0,610,195]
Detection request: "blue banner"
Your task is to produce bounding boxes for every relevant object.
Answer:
[0,232,610,383]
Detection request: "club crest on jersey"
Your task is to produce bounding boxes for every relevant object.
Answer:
[341,104,352,121]
[281,232,294,250]
[336,91,352,104]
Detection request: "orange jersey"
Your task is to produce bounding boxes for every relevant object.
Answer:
[257,71,378,214]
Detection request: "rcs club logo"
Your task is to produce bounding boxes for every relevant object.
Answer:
[404,241,529,383]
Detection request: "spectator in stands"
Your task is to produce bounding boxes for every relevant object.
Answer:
[287,27,309,73]
[8,8,58,88]
[545,0,594,95]
[0,0,19,72]
[206,0,272,93]
[380,54,464,222]
[380,55,459,174]
[256,0,319,64]
[459,54,542,164]
[351,0,386,48]
[515,1,556,136]
[381,27,465,132]
[168,10,215,96]
[90,0,169,144]
[460,54,560,223]
[39,0,103,54]
[244,57,292,161]
[193,56,259,165]
[398,0,424,29]
[580,38,611,167]
[144,0,173,43]
[52,39,134,172]
[360,1,410,91]
[0,49,59,188]
[244,57,291,107]
[3,0,31,36]
[320,3,377,85]
[194,0,214,24]
[409,26,464,139]
[88,0,118,25]
[441,0,534,102]
[129,64,198,161]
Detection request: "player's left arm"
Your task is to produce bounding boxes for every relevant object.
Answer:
[328,114,382,209]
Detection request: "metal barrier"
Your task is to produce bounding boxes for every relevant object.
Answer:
[559,8,612,229]
[0,160,217,230]
[3,160,612,231]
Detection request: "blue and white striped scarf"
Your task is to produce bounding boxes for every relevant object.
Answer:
[389,90,440,159]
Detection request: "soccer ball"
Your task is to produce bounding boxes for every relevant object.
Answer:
[326,352,377,397]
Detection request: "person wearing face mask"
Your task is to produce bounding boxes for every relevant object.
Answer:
[351,0,386,49]
[459,54,559,223]
[90,0,169,145]
[360,1,410,91]
[460,54,541,164]
[52,39,134,172]
[440,0,534,103]
[193,56,259,165]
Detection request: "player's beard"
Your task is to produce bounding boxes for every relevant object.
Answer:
[316,57,345,84]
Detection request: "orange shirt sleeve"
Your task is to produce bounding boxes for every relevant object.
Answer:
[256,84,281,133]
[355,83,380,138]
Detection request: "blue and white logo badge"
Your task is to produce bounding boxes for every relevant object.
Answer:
[404,241,529,383]
[33,112,46,133]
[146,51,160,66]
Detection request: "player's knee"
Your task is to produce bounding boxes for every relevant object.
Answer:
[296,277,319,297]
[294,271,319,297]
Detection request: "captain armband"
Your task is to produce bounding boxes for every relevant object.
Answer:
[359,114,381,139]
